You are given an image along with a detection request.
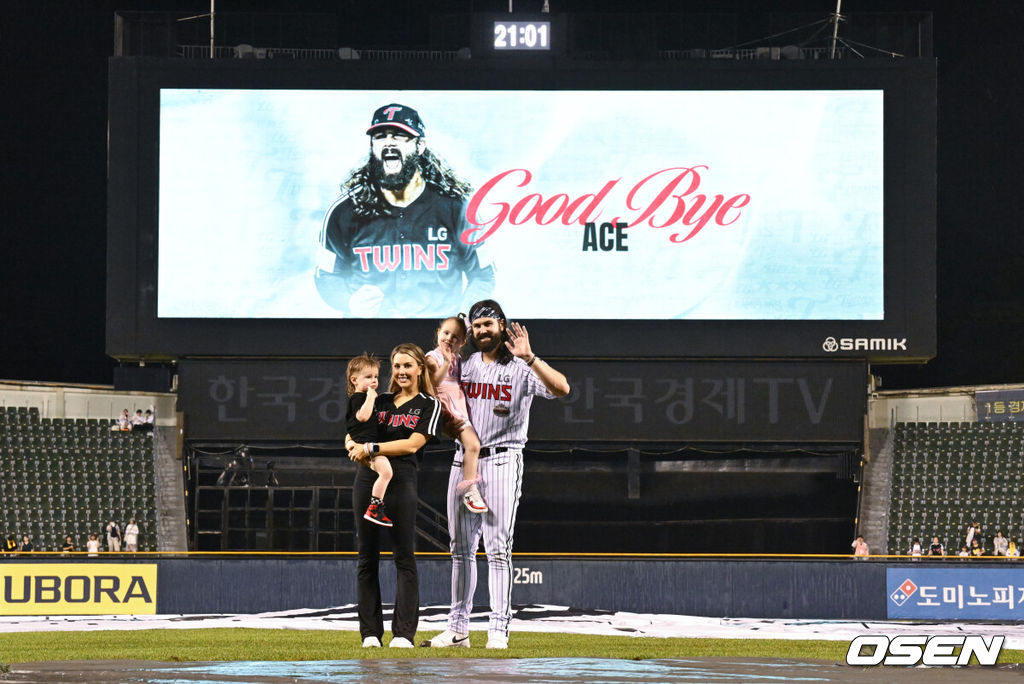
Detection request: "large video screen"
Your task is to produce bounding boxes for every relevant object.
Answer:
[107,58,935,360]
[157,88,883,321]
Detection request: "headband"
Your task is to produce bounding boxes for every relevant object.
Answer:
[468,304,504,322]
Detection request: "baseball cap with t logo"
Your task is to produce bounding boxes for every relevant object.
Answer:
[366,103,425,138]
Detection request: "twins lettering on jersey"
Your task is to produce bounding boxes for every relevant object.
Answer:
[462,382,513,402]
[353,244,451,272]
[378,411,421,429]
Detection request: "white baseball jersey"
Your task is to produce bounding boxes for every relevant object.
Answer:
[444,352,555,638]
[459,352,554,449]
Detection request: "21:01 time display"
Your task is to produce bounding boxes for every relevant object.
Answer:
[493,21,550,50]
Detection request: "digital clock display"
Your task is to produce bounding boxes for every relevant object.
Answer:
[493,21,551,50]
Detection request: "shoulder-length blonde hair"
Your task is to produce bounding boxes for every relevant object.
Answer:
[389,343,436,396]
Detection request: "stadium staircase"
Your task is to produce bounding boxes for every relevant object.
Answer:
[887,421,1024,554]
[153,425,188,551]
[856,426,894,555]
[0,406,161,551]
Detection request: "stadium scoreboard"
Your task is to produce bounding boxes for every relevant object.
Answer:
[106,57,936,363]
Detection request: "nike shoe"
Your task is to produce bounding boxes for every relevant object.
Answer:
[420,629,470,648]
[363,503,393,527]
[389,637,414,648]
[463,484,488,514]
[486,633,508,650]
[362,636,381,648]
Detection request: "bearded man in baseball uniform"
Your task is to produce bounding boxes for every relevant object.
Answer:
[423,299,570,650]
[315,103,495,317]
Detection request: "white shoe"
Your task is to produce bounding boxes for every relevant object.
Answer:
[361,636,381,648]
[389,637,414,648]
[486,633,508,650]
[421,629,470,648]
[463,484,488,514]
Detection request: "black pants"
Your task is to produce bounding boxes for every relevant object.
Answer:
[352,458,419,641]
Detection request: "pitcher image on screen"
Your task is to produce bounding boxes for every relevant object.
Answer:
[315,103,495,318]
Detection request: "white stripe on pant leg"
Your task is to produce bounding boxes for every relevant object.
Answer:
[448,457,481,635]
[502,451,524,634]
[481,450,522,636]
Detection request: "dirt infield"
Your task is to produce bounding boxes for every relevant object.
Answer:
[4,657,1024,683]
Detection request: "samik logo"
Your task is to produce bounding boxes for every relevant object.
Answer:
[823,337,908,352]
[846,635,1005,666]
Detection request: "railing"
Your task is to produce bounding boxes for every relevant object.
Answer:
[415,497,449,551]
[659,46,850,61]
[177,43,859,62]
[190,484,450,552]
[176,45,463,62]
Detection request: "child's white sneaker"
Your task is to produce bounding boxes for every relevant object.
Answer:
[462,483,488,514]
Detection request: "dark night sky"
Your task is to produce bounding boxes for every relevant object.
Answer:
[2,1,1021,390]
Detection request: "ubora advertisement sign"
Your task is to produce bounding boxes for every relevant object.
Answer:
[1,564,157,615]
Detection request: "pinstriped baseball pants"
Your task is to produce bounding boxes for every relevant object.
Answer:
[445,448,523,636]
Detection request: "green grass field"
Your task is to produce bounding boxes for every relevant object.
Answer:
[1,630,1022,665]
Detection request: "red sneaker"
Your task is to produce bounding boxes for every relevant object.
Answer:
[363,503,393,527]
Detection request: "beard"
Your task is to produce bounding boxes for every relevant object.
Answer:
[369,149,421,192]
[473,330,503,354]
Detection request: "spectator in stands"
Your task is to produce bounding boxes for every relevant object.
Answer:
[970,538,985,557]
[851,535,869,557]
[958,545,970,558]
[928,536,944,556]
[118,409,132,431]
[908,538,924,559]
[61,535,75,554]
[18,534,33,552]
[86,533,100,557]
[135,408,155,433]
[994,530,1009,556]
[106,519,122,552]
[131,410,145,430]
[4,534,18,556]
[124,519,139,552]
[1007,541,1020,559]
[966,520,982,549]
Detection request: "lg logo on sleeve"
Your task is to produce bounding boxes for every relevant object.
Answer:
[846,635,1004,666]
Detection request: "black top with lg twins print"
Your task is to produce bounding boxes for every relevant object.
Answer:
[370,392,441,465]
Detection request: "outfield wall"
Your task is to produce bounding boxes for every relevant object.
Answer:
[156,557,890,619]
[1,557,888,619]
[7,557,1021,620]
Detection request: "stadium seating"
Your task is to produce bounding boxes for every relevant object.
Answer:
[0,406,157,551]
[888,421,1024,554]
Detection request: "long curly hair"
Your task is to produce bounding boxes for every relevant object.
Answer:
[341,148,472,219]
